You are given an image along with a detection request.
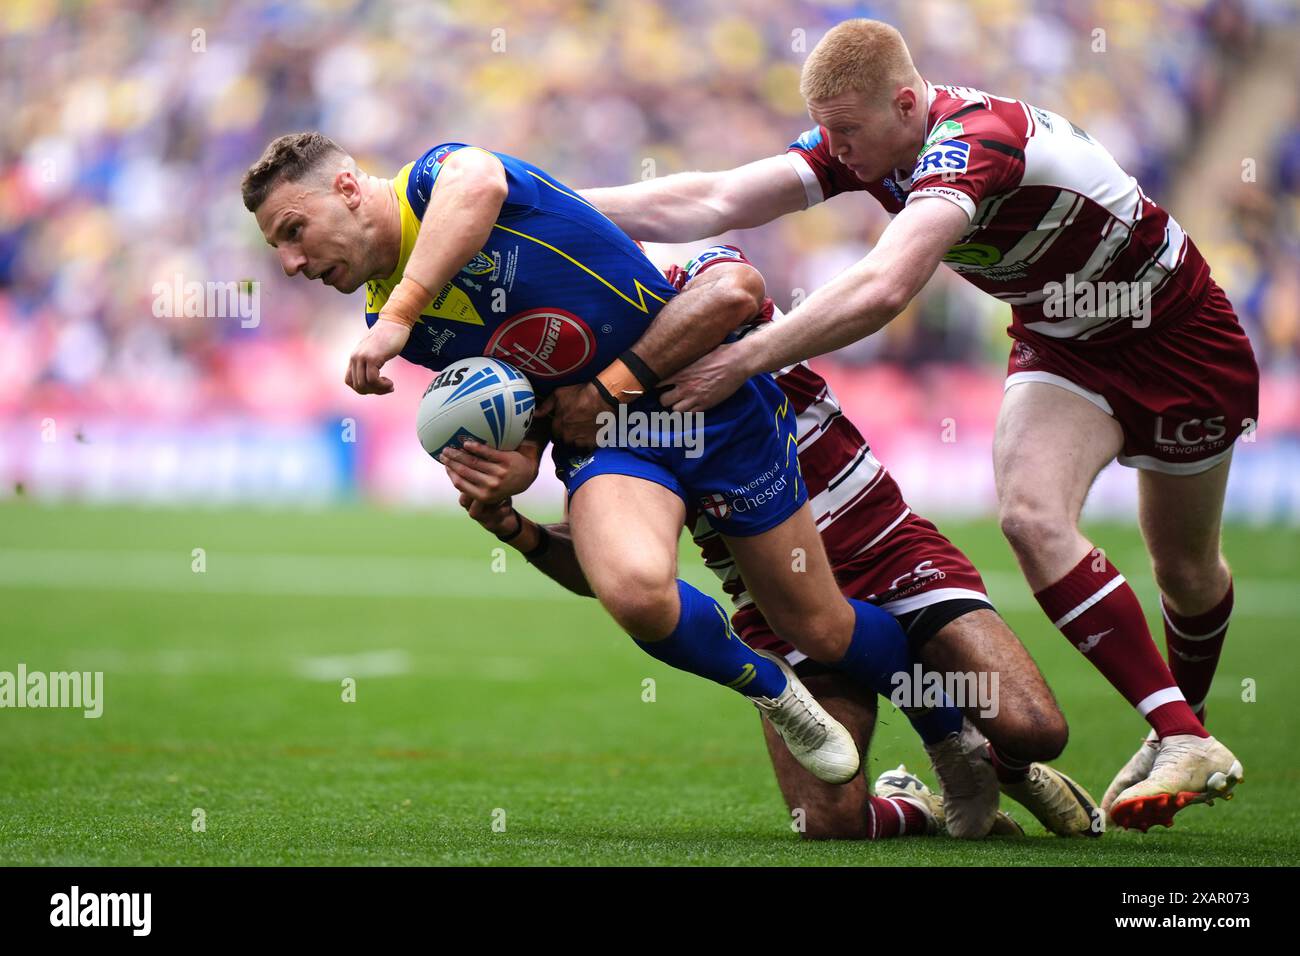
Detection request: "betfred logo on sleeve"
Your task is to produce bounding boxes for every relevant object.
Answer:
[913,139,971,180]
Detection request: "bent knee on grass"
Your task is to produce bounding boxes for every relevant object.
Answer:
[924,609,1069,761]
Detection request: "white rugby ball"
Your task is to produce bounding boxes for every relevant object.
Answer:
[417,357,536,458]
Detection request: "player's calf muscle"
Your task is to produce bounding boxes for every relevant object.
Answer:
[762,674,876,839]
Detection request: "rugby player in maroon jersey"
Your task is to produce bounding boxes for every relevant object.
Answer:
[445,247,1101,839]
[576,19,1254,831]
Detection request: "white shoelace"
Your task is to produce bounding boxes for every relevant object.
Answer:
[761,684,828,748]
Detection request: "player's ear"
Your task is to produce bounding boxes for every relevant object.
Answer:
[335,169,362,209]
[895,86,916,119]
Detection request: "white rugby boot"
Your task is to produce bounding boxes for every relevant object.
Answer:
[1101,730,1159,814]
[1001,763,1104,837]
[874,765,1024,837]
[749,651,860,784]
[1108,734,1244,832]
[923,718,1000,839]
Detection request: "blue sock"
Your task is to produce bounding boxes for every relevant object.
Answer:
[833,598,963,745]
[632,580,787,699]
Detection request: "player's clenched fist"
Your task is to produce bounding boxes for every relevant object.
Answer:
[345,318,411,395]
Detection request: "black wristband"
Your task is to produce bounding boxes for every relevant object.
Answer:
[620,349,660,390]
[591,377,619,407]
[495,509,525,543]
[522,525,551,561]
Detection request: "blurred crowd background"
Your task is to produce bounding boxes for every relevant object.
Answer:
[1,0,1298,516]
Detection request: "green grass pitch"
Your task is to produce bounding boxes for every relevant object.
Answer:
[1,501,1296,866]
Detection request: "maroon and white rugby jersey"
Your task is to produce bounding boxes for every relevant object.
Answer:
[667,246,913,615]
[785,83,1212,345]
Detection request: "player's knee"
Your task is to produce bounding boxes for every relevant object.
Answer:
[1023,710,1069,762]
[988,704,1068,763]
[1149,552,1227,606]
[998,496,1072,558]
[764,603,853,663]
[595,567,679,639]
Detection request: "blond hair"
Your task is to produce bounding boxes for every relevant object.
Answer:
[800,20,920,105]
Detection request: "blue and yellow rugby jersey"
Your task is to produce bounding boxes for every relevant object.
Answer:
[365,144,678,397]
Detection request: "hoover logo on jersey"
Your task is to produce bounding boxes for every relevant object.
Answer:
[914,139,970,179]
[486,308,596,379]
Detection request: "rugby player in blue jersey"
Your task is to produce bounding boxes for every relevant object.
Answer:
[241,132,1004,835]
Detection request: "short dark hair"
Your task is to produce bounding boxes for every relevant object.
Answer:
[241,132,346,212]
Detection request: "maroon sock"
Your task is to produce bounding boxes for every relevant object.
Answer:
[1035,552,1207,740]
[866,796,930,838]
[990,745,1032,784]
[1161,581,1232,724]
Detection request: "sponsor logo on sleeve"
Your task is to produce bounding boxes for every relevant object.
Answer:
[914,139,971,179]
[686,245,745,278]
[920,119,965,155]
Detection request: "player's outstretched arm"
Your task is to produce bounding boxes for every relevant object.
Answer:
[661,198,970,411]
[345,148,508,395]
[580,155,807,242]
[545,260,765,446]
[457,495,594,598]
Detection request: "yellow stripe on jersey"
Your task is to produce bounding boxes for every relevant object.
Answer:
[490,222,668,314]
[526,169,598,210]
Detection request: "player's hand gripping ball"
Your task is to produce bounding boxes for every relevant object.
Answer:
[417,357,536,458]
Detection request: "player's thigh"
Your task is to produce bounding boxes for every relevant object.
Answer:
[994,381,1124,527]
[760,670,876,839]
[569,473,685,598]
[922,608,1067,759]
[721,503,853,653]
[1136,452,1232,568]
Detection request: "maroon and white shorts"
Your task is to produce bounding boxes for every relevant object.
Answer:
[739,510,993,666]
[1005,280,1260,476]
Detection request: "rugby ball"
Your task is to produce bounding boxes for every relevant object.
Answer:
[417,357,536,458]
